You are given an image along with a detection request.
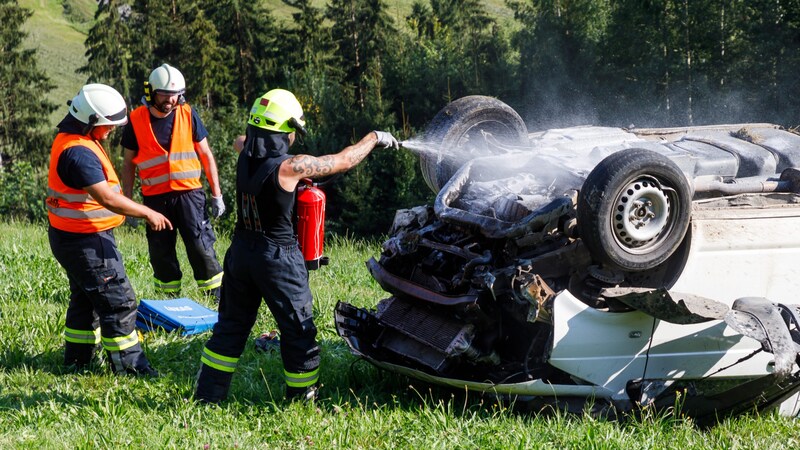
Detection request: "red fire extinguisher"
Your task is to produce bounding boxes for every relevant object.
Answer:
[296,178,329,270]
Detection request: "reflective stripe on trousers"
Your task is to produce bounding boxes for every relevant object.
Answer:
[200,346,238,373]
[101,329,140,352]
[153,277,181,292]
[197,272,223,291]
[284,368,319,388]
[64,326,101,344]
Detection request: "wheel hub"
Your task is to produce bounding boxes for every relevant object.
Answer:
[612,178,670,251]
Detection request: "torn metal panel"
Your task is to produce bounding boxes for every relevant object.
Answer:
[601,287,729,324]
[724,297,795,378]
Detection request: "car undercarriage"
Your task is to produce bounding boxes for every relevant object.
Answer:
[334,96,800,423]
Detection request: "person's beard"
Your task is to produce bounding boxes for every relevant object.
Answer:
[154,98,176,114]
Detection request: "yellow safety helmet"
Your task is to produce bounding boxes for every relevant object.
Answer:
[248,89,306,135]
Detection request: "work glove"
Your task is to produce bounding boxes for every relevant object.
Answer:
[373,131,400,150]
[211,195,226,218]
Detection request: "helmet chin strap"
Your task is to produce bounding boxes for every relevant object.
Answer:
[82,114,99,136]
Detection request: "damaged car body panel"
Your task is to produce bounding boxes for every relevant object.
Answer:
[334,95,800,422]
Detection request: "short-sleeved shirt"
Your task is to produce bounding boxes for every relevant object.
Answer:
[54,114,107,190]
[120,104,209,152]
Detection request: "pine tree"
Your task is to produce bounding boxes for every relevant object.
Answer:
[0,0,56,167]
[509,0,610,128]
[180,5,235,109]
[203,0,281,105]
[79,1,134,103]
[387,0,514,129]
[282,0,347,155]
[325,0,395,112]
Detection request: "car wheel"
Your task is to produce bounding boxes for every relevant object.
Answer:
[419,95,528,193]
[577,148,692,272]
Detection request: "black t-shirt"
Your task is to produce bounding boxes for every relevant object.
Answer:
[54,114,106,189]
[120,104,209,152]
[235,155,297,244]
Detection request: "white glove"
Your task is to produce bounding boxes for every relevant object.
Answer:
[211,195,226,218]
[373,131,399,150]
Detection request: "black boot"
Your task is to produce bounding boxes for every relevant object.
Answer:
[64,342,97,371]
[286,383,320,403]
[126,363,160,378]
[195,365,233,404]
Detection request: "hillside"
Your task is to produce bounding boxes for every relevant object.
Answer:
[20,0,513,128]
[19,0,96,126]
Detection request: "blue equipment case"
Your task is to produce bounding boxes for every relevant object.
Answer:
[136,298,217,336]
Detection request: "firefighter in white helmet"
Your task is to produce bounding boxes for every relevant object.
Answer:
[121,63,225,302]
[194,88,399,403]
[47,83,171,376]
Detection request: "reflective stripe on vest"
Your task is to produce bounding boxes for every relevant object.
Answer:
[284,368,319,388]
[129,104,203,196]
[47,133,125,233]
[200,347,238,373]
[47,185,121,203]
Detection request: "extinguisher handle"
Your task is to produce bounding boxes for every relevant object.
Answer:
[299,174,342,189]
[311,173,342,188]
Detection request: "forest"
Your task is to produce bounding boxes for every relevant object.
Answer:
[2,0,800,236]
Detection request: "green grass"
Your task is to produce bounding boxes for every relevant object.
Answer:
[2,219,800,448]
[19,0,96,127]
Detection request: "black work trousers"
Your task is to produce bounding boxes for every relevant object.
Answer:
[143,189,222,291]
[196,231,319,400]
[49,227,151,373]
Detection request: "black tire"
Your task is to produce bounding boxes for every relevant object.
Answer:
[577,148,692,272]
[419,96,528,193]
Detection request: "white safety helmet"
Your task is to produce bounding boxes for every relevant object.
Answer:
[148,63,186,95]
[68,83,128,127]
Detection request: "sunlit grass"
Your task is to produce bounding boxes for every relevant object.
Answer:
[2,220,800,447]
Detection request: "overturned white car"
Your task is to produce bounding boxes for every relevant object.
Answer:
[335,96,800,423]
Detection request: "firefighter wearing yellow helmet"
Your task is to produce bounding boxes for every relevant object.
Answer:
[47,84,171,376]
[121,63,225,303]
[247,88,306,134]
[195,89,399,403]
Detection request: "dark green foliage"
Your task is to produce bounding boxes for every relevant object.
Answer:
[79,0,134,100]
[0,161,47,222]
[333,147,432,235]
[61,0,800,238]
[202,0,280,105]
[387,0,516,130]
[180,5,236,109]
[326,0,396,112]
[196,105,246,232]
[509,0,611,128]
[0,0,57,167]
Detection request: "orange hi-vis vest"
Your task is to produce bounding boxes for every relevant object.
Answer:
[129,104,203,196]
[47,134,125,233]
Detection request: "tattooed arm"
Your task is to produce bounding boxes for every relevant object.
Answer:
[277,132,382,191]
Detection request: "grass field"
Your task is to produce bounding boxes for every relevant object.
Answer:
[2,220,800,448]
[19,0,96,126]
